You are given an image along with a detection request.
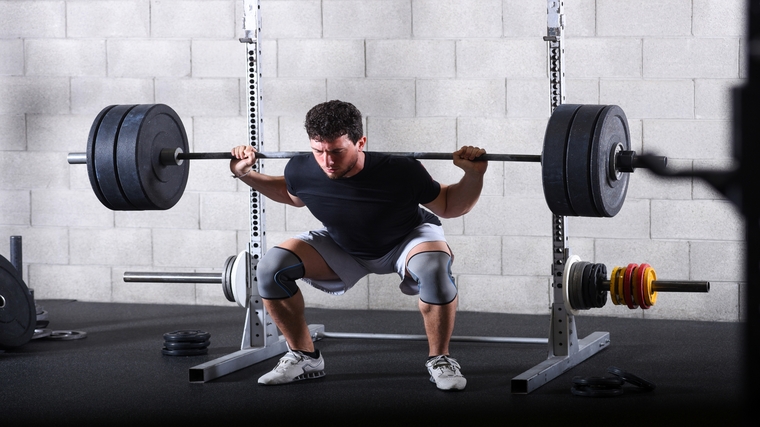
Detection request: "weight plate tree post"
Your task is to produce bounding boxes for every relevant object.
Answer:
[511,1,611,394]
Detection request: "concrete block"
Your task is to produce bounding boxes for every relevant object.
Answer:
[565,237,596,262]
[562,0,597,37]
[71,78,155,115]
[595,238,690,281]
[29,264,112,301]
[260,0,322,39]
[151,0,235,38]
[0,1,65,38]
[153,229,237,268]
[643,119,733,160]
[597,0,692,36]
[626,159,692,201]
[0,77,70,115]
[600,79,694,119]
[416,79,506,117]
[192,40,246,78]
[695,79,744,120]
[501,236,553,276]
[507,79,550,118]
[323,0,411,38]
[0,39,23,75]
[644,38,740,79]
[366,117,455,153]
[26,38,107,76]
[367,40,455,78]
[185,160,237,193]
[300,277,369,310]
[503,0,546,37]
[200,192,250,231]
[570,199,650,239]
[690,241,744,282]
[564,78,601,105]
[257,40,277,78]
[0,191,30,225]
[67,0,150,38]
[0,114,25,150]
[368,273,419,311]
[70,228,152,266]
[115,193,200,229]
[26,115,94,153]
[412,0,503,38]
[107,40,191,78]
[693,159,738,200]
[155,78,240,117]
[457,118,546,156]
[457,39,546,79]
[651,200,742,241]
[193,116,249,152]
[0,152,68,190]
[457,275,550,314]
[441,216,464,236]
[0,225,70,265]
[31,189,114,228]
[261,79,326,117]
[278,40,365,78]
[444,235,501,275]
[328,79,416,117]
[464,196,551,237]
[565,38,642,78]
[645,281,739,321]
[693,0,745,37]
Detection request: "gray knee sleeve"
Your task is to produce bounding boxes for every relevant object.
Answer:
[406,251,458,305]
[256,247,304,299]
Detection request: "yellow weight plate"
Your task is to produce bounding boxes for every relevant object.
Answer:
[644,265,658,306]
[615,266,626,306]
[609,267,620,305]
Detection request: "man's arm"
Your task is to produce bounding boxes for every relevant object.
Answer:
[230,145,304,207]
[423,146,487,219]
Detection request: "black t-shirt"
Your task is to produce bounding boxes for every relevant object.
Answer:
[285,152,442,259]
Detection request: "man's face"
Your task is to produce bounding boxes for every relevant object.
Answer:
[310,134,365,179]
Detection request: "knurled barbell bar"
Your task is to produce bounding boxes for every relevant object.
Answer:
[562,255,711,313]
[66,103,667,216]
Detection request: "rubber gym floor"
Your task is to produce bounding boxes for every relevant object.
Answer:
[0,299,748,426]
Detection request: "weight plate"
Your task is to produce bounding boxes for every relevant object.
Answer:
[572,376,625,388]
[590,105,630,217]
[163,340,210,350]
[231,250,250,308]
[622,263,638,309]
[116,104,189,210]
[32,328,52,340]
[566,104,606,217]
[616,266,626,307]
[163,329,211,343]
[607,366,656,391]
[581,262,595,310]
[0,256,36,349]
[86,105,118,210]
[93,104,138,210]
[161,347,209,357]
[570,385,623,397]
[221,255,236,303]
[542,104,583,216]
[643,265,658,306]
[594,263,608,308]
[46,330,87,340]
[572,261,589,311]
[634,264,649,309]
[562,255,581,315]
[609,267,622,305]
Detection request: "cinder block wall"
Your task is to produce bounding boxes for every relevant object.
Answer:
[0,0,746,322]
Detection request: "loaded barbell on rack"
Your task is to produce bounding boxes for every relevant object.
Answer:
[66,103,667,217]
[562,255,711,313]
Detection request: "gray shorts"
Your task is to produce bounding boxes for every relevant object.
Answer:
[293,223,449,296]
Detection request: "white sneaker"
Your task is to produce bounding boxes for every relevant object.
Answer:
[258,349,325,385]
[426,355,467,391]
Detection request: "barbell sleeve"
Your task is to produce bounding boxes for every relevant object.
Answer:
[123,271,222,284]
[599,280,710,293]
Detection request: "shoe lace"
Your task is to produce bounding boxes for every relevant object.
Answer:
[274,350,304,371]
[429,355,461,374]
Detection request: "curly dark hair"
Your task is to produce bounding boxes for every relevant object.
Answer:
[304,100,363,144]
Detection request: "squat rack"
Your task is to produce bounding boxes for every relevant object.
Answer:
[179,0,607,392]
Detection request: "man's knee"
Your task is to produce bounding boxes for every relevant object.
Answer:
[406,251,457,305]
[256,247,304,299]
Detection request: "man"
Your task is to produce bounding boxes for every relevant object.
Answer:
[230,100,487,391]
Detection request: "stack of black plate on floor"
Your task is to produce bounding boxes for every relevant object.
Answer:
[162,330,210,356]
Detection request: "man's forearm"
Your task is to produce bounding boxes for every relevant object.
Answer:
[237,171,300,206]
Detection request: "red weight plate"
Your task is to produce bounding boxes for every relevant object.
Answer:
[634,264,648,309]
[623,263,638,309]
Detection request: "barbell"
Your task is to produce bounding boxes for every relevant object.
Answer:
[67,103,667,217]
